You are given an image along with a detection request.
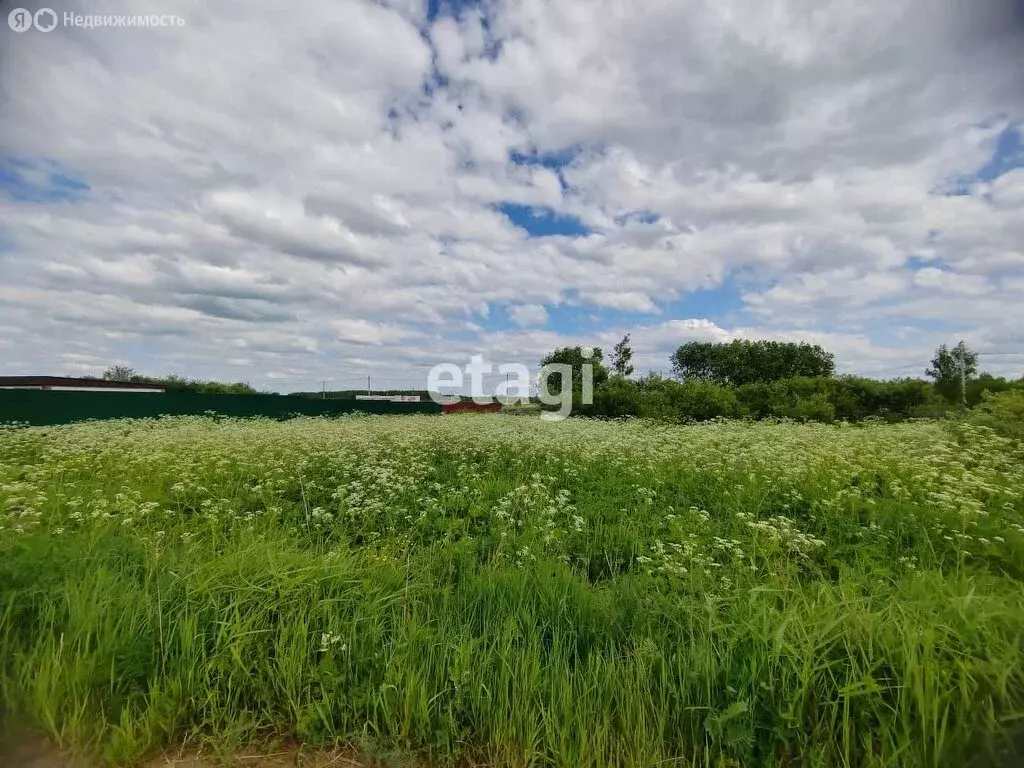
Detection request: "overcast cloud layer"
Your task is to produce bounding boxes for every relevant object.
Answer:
[2,0,1023,391]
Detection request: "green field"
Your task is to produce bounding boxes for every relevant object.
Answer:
[2,415,1023,766]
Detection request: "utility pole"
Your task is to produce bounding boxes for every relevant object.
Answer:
[322,380,326,399]
[367,375,371,395]
[960,354,967,410]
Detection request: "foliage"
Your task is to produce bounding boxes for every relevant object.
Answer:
[547,339,1024,426]
[828,376,946,419]
[970,388,1024,441]
[736,376,944,422]
[611,334,634,378]
[538,346,610,415]
[590,375,945,424]
[2,415,1023,767]
[102,367,258,395]
[671,339,835,385]
[592,375,742,423]
[591,375,642,417]
[965,373,1022,408]
[159,375,259,395]
[926,341,979,404]
[102,365,137,382]
[635,375,742,421]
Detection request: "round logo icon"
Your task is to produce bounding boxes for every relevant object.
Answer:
[8,8,33,32]
[34,8,58,32]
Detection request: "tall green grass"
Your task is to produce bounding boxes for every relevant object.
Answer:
[1,415,1023,766]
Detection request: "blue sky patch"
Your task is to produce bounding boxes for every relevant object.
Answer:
[974,123,1023,182]
[477,285,745,343]
[0,158,90,204]
[497,202,590,237]
[426,0,501,60]
[509,145,588,193]
[657,287,742,322]
[942,122,1023,195]
[509,146,581,171]
[427,0,481,22]
[904,254,937,270]
[615,210,661,226]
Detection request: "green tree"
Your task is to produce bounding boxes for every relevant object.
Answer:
[611,334,634,377]
[539,346,609,416]
[102,365,137,382]
[670,340,834,385]
[925,341,978,406]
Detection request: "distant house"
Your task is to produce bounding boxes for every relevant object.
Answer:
[355,394,422,402]
[0,376,166,393]
[441,401,502,414]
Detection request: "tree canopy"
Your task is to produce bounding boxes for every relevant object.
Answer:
[670,339,835,385]
[611,334,634,377]
[102,365,137,382]
[538,346,609,414]
[926,341,978,405]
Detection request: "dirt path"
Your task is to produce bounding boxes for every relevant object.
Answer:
[0,740,379,768]
[0,739,91,768]
[144,747,372,767]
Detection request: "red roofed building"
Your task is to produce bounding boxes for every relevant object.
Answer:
[441,400,502,414]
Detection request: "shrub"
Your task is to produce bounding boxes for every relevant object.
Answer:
[591,376,641,418]
[966,374,1021,407]
[970,389,1024,441]
[831,377,944,421]
[790,392,836,422]
[591,375,965,425]
[637,376,741,422]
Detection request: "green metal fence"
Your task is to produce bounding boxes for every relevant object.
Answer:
[0,390,441,427]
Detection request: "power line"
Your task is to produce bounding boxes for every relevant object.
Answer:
[856,350,1024,379]
[857,360,932,377]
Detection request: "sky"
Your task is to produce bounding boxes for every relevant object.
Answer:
[1,0,1023,393]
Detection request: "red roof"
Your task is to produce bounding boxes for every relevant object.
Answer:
[441,401,502,414]
[0,376,166,391]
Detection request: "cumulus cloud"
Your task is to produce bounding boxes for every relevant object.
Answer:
[508,303,549,327]
[332,318,419,345]
[1,0,1022,388]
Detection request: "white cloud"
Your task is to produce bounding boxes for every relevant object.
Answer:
[0,0,1021,387]
[508,304,549,327]
[912,268,993,296]
[332,318,418,345]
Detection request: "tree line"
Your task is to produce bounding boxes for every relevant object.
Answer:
[99,335,1023,431]
[539,338,1024,426]
[102,366,258,395]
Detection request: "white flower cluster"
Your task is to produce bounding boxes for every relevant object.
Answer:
[746,516,826,556]
[1,414,1021,590]
[318,632,346,654]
